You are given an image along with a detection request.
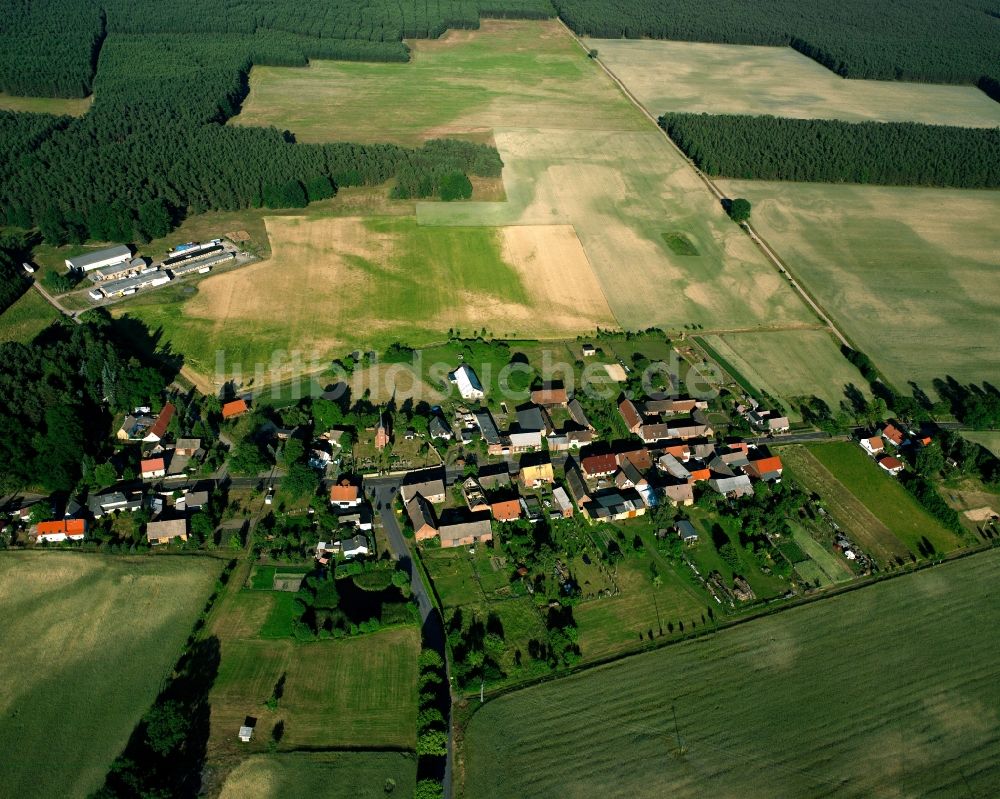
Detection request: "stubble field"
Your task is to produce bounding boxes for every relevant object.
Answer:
[0,91,92,116]
[462,547,1000,798]
[588,39,1000,127]
[0,553,223,799]
[715,180,1000,393]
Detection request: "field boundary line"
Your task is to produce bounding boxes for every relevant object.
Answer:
[557,20,855,349]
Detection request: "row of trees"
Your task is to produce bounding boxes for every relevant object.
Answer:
[0,231,30,315]
[554,0,1000,94]
[660,114,1000,188]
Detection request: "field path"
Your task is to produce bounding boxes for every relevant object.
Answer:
[562,20,851,348]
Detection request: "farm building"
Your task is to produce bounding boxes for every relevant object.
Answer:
[663,482,695,506]
[146,519,188,545]
[406,495,439,541]
[175,438,201,456]
[552,486,573,518]
[564,462,590,508]
[515,405,548,433]
[65,245,132,273]
[618,399,643,433]
[221,399,249,420]
[530,384,568,407]
[509,430,542,452]
[658,453,691,481]
[35,519,87,543]
[709,474,754,498]
[439,518,493,548]
[449,364,485,400]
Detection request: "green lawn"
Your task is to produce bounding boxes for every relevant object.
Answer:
[463,547,1000,798]
[423,547,484,608]
[790,522,854,584]
[0,289,60,344]
[716,180,1000,393]
[219,751,417,799]
[0,553,223,799]
[964,431,1000,459]
[807,442,962,555]
[591,39,1000,128]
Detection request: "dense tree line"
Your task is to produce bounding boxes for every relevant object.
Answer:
[660,114,1000,188]
[0,233,31,315]
[0,317,168,493]
[554,0,1000,97]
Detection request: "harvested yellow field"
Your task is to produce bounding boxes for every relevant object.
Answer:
[590,39,1000,127]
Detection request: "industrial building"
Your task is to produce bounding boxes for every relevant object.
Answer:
[65,244,132,273]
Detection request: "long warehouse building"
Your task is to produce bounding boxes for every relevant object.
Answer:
[65,245,132,273]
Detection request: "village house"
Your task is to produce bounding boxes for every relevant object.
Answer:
[35,519,87,543]
[709,474,754,498]
[581,343,596,357]
[478,464,513,490]
[618,398,643,434]
[449,364,485,400]
[474,409,503,454]
[221,398,249,421]
[401,469,447,504]
[462,478,489,513]
[615,460,647,490]
[175,438,201,456]
[491,498,522,522]
[566,428,595,447]
[546,433,570,452]
[335,533,370,559]
[860,436,885,456]
[658,453,691,481]
[88,491,143,518]
[176,490,209,512]
[581,452,617,479]
[519,453,555,486]
[439,517,493,548]
[617,446,654,471]
[588,489,646,521]
[662,482,695,507]
[552,486,573,518]
[336,508,374,532]
[142,402,175,443]
[117,413,155,441]
[146,518,188,545]
[429,415,453,441]
[879,456,905,476]
[882,423,906,448]
[509,430,543,453]
[329,479,362,509]
[744,455,784,482]
[406,495,439,541]
[676,519,699,544]
[140,457,166,480]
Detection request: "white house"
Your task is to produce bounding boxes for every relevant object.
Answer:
[140,457,166,480]
[335,534,370,558]
[65,244,132,274]
[860,436,885,456]
[449,364,485,400]
[509,430,542,452]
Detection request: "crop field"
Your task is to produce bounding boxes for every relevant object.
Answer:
[0,553,223,799]
[218,751,417,799]
[462,547,1000,799]
[699,330,869,419]
[0,91,92,116]
[589,40,1000,128]
[715,180,1000,393]
[207,584,418,762]
[0,289,60,344]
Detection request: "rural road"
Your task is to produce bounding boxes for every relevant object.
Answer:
[367,477,454,799]
[560,21,854,350]
[32,280,80,323]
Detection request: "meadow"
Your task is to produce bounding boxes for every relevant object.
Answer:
[0,91,92,116]
[206,583,418,766]
[218,751,417,799]
[715,180,1000,393]
[0,553,223,799]
[462,547,1000,798]
[0,289,60,344]
[590,40,1000,128]
[964,431,1000,460]
[699,330,869,419]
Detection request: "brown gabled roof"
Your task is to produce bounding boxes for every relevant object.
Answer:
[582,452,617,476]
[145,402,175,440]
[491,499,522,522]
[879,455,904,471]
[222,399,249,420]
[530,386,568,406]
[618,399,642,431]
[882,423,904,445]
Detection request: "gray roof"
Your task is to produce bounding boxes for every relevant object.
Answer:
[406,494,437,531]
[567,398,592,429]
[474,410,501,444]
[429,416,452,438]
[676,520,699,539]
[67,245,131,270]
[439,518,493,544]
[710,475,754,497]
[658,453,690,480]
[516,406,546,432]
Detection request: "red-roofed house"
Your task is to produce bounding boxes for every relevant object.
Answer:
[143,402,176,443]
[581,453,617,478]
[618,399,642,434]
[744,455,784,482]
[36,519,87,543]
[222,399,249,420]
[882,423,905,448]
[860,436,885,456]
[530,386,569,407]
[491,499,522,522]
[329,479,361,509]
[688,465,711,482]
[140,457,166,479]
[879,456,905,476]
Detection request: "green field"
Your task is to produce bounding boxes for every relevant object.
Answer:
[218,751,417,799]
[965,431,1000,459]
[0,91,92,116]
[207,585,418,764]
[716,180,1000,393]
[700,330,869,419]
[790,523,854,584]
[462,547,1000,798]
[0,553,223,799]
[0,289,60,344]
[590,39,1000,128]
[806,442,963,556]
